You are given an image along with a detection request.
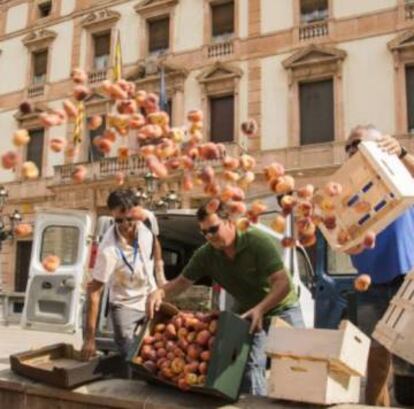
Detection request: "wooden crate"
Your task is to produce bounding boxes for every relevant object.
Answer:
[268,357,361,405]
[373,272,414,364]
[317,141,414,251]
[265,320,370,376]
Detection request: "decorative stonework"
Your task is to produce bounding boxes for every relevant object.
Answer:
[388,30,414,64]
[81,9,121,29]
[14,104,47,127]
[134,0,178,16]
[197,61,243,95]
[22,29,57,50]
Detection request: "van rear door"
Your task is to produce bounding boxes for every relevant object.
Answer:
[21,208,93,333]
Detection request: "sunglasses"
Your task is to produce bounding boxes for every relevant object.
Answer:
[114,217,134,225]
[200,224,220,237]
[345,139,361,155]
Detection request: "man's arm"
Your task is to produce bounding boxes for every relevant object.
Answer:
[146,275,192,319]
[378,135,414,177]
[241,269,290,333]
[81,279,104,360]
[153,238,167,286]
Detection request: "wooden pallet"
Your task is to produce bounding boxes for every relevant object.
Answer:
[265,320,370,377]
[317,141,414,251]
[373,272,414,364]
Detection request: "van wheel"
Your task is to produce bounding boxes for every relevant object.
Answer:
[394,374,414,405]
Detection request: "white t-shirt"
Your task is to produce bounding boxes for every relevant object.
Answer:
[93,222,156,311]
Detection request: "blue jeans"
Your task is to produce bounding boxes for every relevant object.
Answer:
[240,304,305,396]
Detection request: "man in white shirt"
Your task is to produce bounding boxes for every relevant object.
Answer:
[81,189,164,365]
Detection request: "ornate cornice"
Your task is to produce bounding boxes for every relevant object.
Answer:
[134,0,178,16]
[22,29,57,49]
[197,61,243,84]
[81,9,121,29]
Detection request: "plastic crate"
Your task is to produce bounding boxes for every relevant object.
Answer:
[128,304,252,402]
[373,272,414,365]
[265,320,370,377]
[267,357,361,405]
[317,141,414,251]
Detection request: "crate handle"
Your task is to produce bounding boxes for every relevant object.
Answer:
[290,366,308,373]
[353,335,362,344]
[380,159,396,177]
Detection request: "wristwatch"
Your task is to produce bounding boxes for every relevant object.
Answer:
[399,146,408,160]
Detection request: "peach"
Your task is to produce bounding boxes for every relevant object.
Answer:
[296,218,316,237]
[223,156,240,171]
[240,154,256,171]
[133,356,143,365]
[160,367,174,380]
[220,186,245,202]
[142,336,155,345]
[337,229,351,246]
[2,151,20,169]
[197,374,207,385]
[87,115,103,131]
[135,90,147,107]
[171,357,186,374]
[199,166,215,185]
[250,200,267,215]
[280,195,297,214]
[94,137,112,155]
[21,161,39,180]
[169,128,185,144]
[14,223,32,237]
[165,323,177,338]
[117,146,129,161]
[177,377,190,391]
[143,360,157,374]
[363,231,376,249]
[129,113,146,129]
[199,143,220,161]
[238,171,255,189]
[177,327,188,339]
[39,113,61,128]
[117,99,137,115]
[148,111,169,127]
[189,121,203,134]
[246,210,259,224]
[354,201,371,214]
[324,182,343,197]
[49,138,66,153]
[227,201,247,216]
[204,182,221,197]
[19,101,33,115]
[71,165,87,183]
[54,108,68,122]
[236,217,250,232]
[187,109,203,123]
[12,129,30,147]
[206,198,220,215]
[185,373,198,386]
[275,175,295,195]
[109,84,128,100]
[65,143,79,161]
[281,237,295,248]
[71,67,87,84]
[271,215,286,234]
[297,184,315,199]
[296,200,313,218]
[200,350,211,362]
[241,118,258,137]
[187,344,202,360]
[319,197,336,213]
[103,129,117,143]
[182,173,194,192]
[63,100,78,119]
[264,163,285,181]
[73,85,90,101]
[299,234,317,248]
[42,254,60,272]
[195,330,211,347]
[354,274,371,292]
[147,155,168,179]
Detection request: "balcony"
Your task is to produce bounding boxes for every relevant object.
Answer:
[88,69,108,85]
[207,40,234,59]
[27,83,45,98]
[299,20,329,41]
[52,143,241,186]
[406,2,414,19]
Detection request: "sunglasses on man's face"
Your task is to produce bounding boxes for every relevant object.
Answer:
[345,139,361,156]
[114,217,134,225]
[200,224,220,237]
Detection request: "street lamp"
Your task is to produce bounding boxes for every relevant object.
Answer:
[0,186,8,210]
[0,187,23,249]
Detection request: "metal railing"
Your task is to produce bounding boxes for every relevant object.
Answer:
[27,83,45,98]
[88,69,107,85]
[207,40,234,59]
[299,20,329,41]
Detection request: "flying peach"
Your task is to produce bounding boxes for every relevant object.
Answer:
[42,255,61,273]
[1,151,20,169]
[12,129,30,147]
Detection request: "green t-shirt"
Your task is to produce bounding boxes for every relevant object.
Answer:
[182,227,298,317]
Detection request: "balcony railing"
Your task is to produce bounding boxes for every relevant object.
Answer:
[27,83,45,98]
[405,2,414,19]
[88,69,108,85]
[52,143,241,186]
[299,20,329,41]
[207,40,234,59]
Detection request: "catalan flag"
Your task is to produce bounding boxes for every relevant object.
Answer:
[73,101,85,144]
[113,30,123,82]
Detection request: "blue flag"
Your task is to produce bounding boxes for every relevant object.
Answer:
[159,64,169,113]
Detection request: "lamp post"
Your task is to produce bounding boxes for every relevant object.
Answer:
[0,186,22,250]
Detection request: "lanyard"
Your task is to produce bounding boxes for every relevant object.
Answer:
[116,239,139,276]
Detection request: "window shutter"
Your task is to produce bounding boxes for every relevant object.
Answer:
[148,17,170,53]
[33,50,48,76]
[299,79,334,145]
[27,129,44,174]
[94,32,111,57]
[88,116,106,162]
[406,66,414,132]
[210,95,234,143]
[212,2,234,37]
[15,241,33,292]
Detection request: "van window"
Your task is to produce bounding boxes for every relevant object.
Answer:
[40,226,80,265]
[327,247,357,276]
[296,248,314,289]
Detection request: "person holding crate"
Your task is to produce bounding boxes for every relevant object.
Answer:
[146,201,304,396]
[81,189,166,372]
[345,125,414,406]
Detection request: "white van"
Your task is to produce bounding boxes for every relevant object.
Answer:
[21,207,316,341]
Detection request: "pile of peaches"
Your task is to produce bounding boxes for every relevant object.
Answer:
[133,311,218,391]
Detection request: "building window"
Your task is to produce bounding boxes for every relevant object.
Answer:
[32,50,48,85]
[27,128,44,175]
[15,241,33,292]
[211,1,234,38]
[210,95,234,143]
[148,17,170,54]
[88,115,106,162]
[299,79,334,145]
[406,66,414,132]
[37,0,52,18]
[300,0,328,24]
[93,32,111,71]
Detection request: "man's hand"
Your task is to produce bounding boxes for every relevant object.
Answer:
[377,134,402,156]
[146,288,165,320]
[241,306,264,334]
[81,338,97,361]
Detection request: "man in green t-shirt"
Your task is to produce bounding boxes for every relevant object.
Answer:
[147,201,304,396]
